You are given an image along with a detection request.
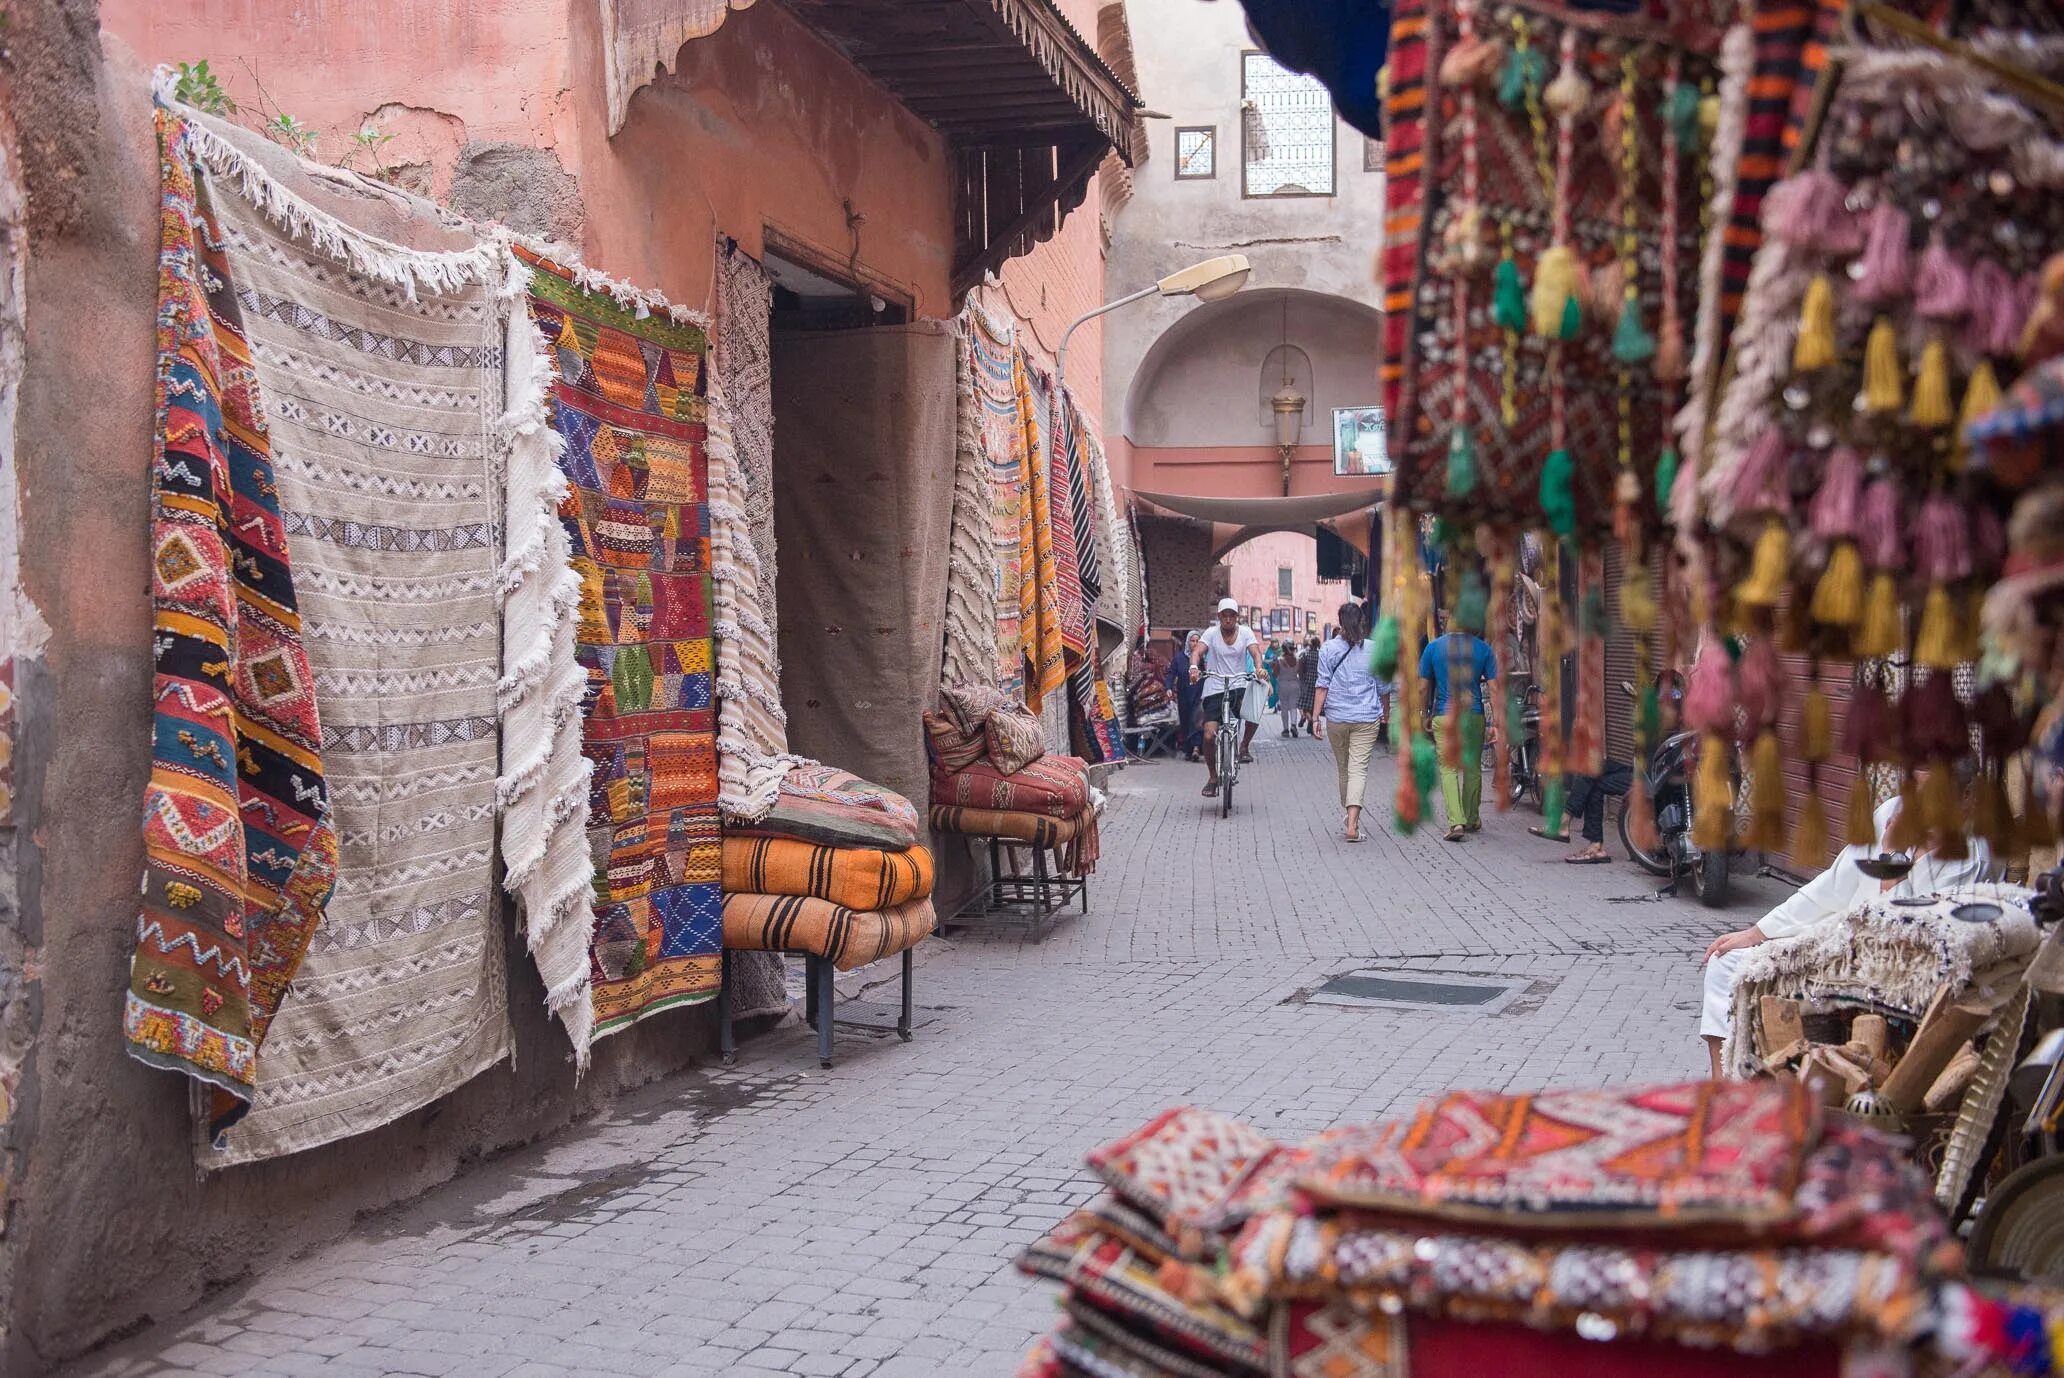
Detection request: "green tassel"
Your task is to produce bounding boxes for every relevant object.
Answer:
[1506,681,1526,751]
[1558,292,1582,340]
[1431,515,1452,552]
[1493,255,1527,332]
[1540,447,1577,538]
[1370,614,1401,678]
[1457,569,1488,634]
[1542,775,1567,833]
[1637,684,1660,750]
[1581,582,1606,639]
[1412,733,1439,799]
[1499,47,1547,109]
[1655,447,1680,510]
[1446,429,1479,498]
[1665,82,1703,149]
[1611,295,1656,364]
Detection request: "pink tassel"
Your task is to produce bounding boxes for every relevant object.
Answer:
[1915,493,1972,582]
[1972,503,2007,577]
[1854,203,1913,305]
[1914,237,1971,320]
[1859,477,1905,571]
[1735,637,1782,739]
[1767,170,1845,252]
[1821,191,1866,256]
[1729,425,1791,516]
[1809,447,1864,540]
[1965,259,2014,354]
[1993,272,2040,356]
[1685,637,1734,737]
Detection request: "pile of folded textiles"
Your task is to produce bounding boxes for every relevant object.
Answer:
[1016,1079,1965,1378]
[926,685,1100,878]
[1129,648,1174,719]
[719,762,936,971]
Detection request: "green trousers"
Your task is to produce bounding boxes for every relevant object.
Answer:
[1439,711,1485,829]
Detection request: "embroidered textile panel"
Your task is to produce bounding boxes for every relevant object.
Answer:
[1018,360,1066,714]
[941,329,1003,694]
[524,260,725,1041]
[969,310,1028,698]
[196,143,511,1164]
[126,114,339,1117]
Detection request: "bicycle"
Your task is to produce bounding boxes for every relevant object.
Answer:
[1208,671,1256,819]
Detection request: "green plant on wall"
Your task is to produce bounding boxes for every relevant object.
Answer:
[172,59,234,115]
[264,113,318,155]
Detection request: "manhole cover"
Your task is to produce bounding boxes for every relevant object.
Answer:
[1301,968,1523,1014]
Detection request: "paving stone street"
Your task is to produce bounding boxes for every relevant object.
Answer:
[79,735,1797,1378]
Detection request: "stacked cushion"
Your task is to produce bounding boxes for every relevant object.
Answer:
[721,893,936,972]
[721,835,934,911]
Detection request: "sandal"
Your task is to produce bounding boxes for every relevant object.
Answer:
[1238,751,1255,764]
[1444,826,1466,842]
[1527,826,1570,843]
[1202,781,1219,797]
[1565,851,1611,864]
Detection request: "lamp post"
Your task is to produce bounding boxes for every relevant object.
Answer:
[1052,254,1252,409]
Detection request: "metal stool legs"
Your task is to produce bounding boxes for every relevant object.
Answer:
[718,948,737,1065]
[812,953,835,1068]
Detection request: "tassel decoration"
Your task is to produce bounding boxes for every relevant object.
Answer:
[1792,273,1838,373]
[1612,288,1657,364]
[1973,770,2013,855]
[1655,448,1681,510]
[1665,80,1702,149]
[1810,448,1865,541]
[1888,773,1928,853]
[1735,637,1782,739]
[1862,317,1904,414]
[1859,478,1905,571]
[1915,493,1972,583]
[1767,170,1844,251]
[1810,541,1864,629]
[1855,203,1913,305]
[1730,425,1790,518]
[1954,361,2002,470]
[1735,519,1790,609]
[1903,673,1965,762]
[1493,253,1527,332]
[1748,730,1787,850]
[1413,732,1439,803]
[1395,736,1425,835]
[1845,772,1879,847]
[1971,503,2007,578]
[1540,447,1577,538]
[1914,585,1962,670]
[1498,43,1549,110]
[1656,308,1687,384]
[1446,428,1479,498]
[1920,765,1962,842]
[1965,258,2015,356]
[1909,339,1955,429]
[1803,684,1834,762]
[1685,637,1734,735]
[1531,245,1580,338]
[1619,559,1658,634]
[1544,60,1589,118]
[1856,572,1903,659]
[1795,785,1830,865]
[1371,614,1401,678]
[1440,35,1505,88]
[1914,237,1973,320]
[1542,775,1567,837]
[1693,734,1734,851]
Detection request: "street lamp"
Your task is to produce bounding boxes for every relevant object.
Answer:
[1271,381,1306,495]
[1053,254,1252,404]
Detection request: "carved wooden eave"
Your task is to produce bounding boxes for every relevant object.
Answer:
[773,0,1143,299]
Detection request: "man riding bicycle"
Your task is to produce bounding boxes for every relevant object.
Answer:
[1191,597,1261,799]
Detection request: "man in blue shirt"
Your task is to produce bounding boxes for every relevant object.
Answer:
[1418,616,1498,842]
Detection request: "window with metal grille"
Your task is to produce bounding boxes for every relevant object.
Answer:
[1175,126,1216,179]
[1241,52,1336,197]
[1277,565,1294,599]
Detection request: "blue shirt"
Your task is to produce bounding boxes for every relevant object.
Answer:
[1314,635,1385,723]
[1418,634,1496,715]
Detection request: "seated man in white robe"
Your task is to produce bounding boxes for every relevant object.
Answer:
[1698,790,2002,1077]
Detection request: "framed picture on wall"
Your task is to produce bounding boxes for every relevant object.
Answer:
[1332,406,1390,476]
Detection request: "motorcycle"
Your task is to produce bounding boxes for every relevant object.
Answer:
[1506,680,1544,811]
[1616,676,1739,908]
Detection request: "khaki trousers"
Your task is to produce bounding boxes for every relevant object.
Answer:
[1329,721,1383,811]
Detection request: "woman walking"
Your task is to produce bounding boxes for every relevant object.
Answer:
[1170,630,1204,761]
[1297,636,1321,734]
[1314,603,1385,842]
[1274,641,1303,735]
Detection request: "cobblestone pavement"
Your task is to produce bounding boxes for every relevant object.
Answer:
[82,734,1796,1378]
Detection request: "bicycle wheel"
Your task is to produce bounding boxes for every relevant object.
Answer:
[1219,726,1235,818]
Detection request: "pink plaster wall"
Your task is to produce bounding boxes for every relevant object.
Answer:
[99,0,958,314]
[1225,532,1351,636]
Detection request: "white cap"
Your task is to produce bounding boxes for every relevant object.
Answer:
[1216,597,1240,614]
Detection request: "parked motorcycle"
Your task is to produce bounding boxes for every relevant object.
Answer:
[1506,680,1543,811]
[1616,677,1738,908]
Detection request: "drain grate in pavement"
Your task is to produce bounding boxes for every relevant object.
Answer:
[1295,968,1532,1015]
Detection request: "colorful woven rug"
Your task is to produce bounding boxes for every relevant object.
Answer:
[969,308,1028,698]
[943,328,1004,693]
[1058,400,1124,763]
[1018,348,1066,713]
[523,256,724,1042]
[125,112,339,1119]
[182,114,513,1162]
[735,763,923,852]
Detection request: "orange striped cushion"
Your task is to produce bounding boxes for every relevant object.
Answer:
[721,893,935,970]
[720,836,934,910]
[927,805,1086,845]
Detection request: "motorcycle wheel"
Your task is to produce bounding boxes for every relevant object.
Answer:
[1617,799,1672,877]
[1694,848,1731,908]
[1967,1157,2064,1283]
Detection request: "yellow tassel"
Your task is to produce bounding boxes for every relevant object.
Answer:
[1921,765,1961,838]
[1793,274,1838,373]
[1809,541,1863,629]
[1795,788,1830,866]
[1802,686,1833,762]
[1856,571,1903,659]
[1909,338,1954,428]
[1863,316,1903,414]
[1693,734,1734,851]
[1845,772,1878,847]
[1735,519,1790,608]
[1959,587,1985,664]
[1530,245,1580,338]
[1888,774,1928,853]
[1953,360,2002,471]
[1749,730,1788,851]
[1914,584,1960,670]
[1974,772,2013,855]
[1619,561,1657,634]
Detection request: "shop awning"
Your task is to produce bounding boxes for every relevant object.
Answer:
[778,0,1142,297]
[1133,487,1384,560]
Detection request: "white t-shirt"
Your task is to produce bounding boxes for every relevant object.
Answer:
[1196,623,1258,692]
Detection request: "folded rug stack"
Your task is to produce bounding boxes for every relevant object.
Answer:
[926,685,1099,877]
[1016,1080,1962,1378]
[720,763,936,972]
